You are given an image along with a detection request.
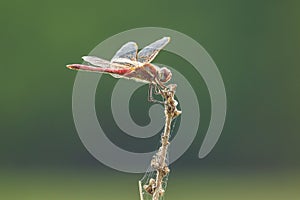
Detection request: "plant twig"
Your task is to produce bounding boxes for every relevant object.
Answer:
[139,181,144,200]
[140,84,181,200]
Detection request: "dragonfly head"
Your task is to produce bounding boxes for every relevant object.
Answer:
[157,67,172,83]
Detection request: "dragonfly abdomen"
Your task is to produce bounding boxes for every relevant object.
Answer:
[66,64,131,75]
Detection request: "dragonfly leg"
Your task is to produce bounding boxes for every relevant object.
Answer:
[155,79,167,90]
[148,84,164,104]
[154,85,162,95]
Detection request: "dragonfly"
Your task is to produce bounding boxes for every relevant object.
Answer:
[66,37,172,103]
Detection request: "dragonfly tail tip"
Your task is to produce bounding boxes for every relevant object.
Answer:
[66,64,79,70]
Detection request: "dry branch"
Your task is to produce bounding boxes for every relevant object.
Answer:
[140,84,181,200]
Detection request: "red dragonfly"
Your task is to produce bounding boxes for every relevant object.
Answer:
[67,37,172,103]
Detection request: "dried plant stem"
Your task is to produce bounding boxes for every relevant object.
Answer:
[139,181,144,200]
[151,84,181,200]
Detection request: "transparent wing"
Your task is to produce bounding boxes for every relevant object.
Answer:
[82,56,128,68]
[137,37,170,63]
[111,42,138,63]
[82,56,111,68]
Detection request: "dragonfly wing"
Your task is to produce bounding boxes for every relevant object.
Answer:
[83,56,128,69]
[137,37,170,63]
[82,56,111,68]
[111,42,138,63]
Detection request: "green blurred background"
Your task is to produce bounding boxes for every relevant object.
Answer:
[1,0,299,199]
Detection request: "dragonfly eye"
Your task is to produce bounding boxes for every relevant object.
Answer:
[158,67,172,83]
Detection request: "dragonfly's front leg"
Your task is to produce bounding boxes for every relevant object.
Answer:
[156,80,167,90]
[148,84,164,104]
[154,84,162,95]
